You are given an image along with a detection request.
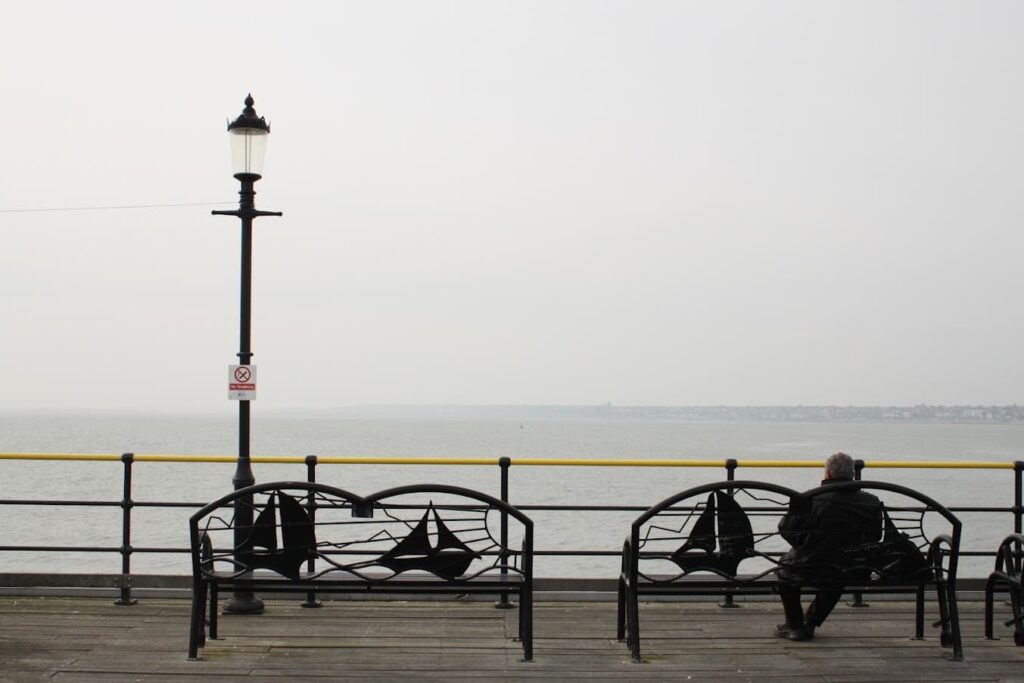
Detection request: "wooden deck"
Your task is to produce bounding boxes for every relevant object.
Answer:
[1,595,1022,681]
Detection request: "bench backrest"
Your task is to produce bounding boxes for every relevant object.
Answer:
[629,480,960,585]
[630,481,798,581]
[189,481,532,582]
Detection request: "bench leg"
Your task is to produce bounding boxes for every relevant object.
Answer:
[915,585,925,640]
[627,584,642,663]
[520,586,533,661]
[934,581,950,645]
[200,580,213,648]
[985,576,997,640]
[302,589,322,608]
[719,590,739,608]
[616,576,626,641]
[849,590,868,607]
[209,584,219,640]
[188,582,205,660]
[932,577,964,659]
[946,581,963,661]
[517,590,524,642]
[1010,580,1024,646]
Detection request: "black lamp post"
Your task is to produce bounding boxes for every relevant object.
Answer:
[213,94,282,614]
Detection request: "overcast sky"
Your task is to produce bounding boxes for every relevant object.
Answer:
[2,1,1022,413]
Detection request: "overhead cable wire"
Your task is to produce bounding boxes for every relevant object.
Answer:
[0,201,235,214]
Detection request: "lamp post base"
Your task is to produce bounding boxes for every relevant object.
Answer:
[224,594,265,615]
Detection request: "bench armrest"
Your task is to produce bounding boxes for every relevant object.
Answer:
[190,529,214,578]
[926,533,956,580]
[199,531,213,569]
[993,533,1024,575]
[620,537,636,584]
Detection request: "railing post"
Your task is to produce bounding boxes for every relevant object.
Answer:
[1014,462,1023,575]
[849,458,868,607]
[1014,462,1023,536]
[305,454,317,486]
[720,459,739,608]
[725,458,737,483]
[302,454,322,608]
[496,456,512,609]
[115,452,137,606]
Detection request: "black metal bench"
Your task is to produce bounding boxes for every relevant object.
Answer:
[188,481,533,660]
[984,532,1023,645]
[618,480,962,662]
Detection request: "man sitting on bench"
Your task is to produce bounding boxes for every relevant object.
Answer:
[776,452,883,641]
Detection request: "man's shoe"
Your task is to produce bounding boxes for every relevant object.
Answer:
[804,607,818,637]
[775,623,793,634]
[775,626,813,641]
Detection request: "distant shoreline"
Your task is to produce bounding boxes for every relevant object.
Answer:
[7,404,1018,424]
[301,404,1024,424]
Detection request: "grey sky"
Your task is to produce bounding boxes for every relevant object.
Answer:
[2,2,1022,412]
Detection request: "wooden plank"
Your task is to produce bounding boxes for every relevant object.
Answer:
[1,596,1023,680]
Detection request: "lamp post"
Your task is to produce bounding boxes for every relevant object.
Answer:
[213,94,282,614]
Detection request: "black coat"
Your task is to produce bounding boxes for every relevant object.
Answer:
[779,479,883,580]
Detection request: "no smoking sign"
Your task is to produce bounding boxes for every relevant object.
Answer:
[228,364,257,400]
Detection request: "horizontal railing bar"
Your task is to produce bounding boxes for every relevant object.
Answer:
[507,504,1018,513]
[0,453,1017,469]
[0,546,117,552]
[0,499,1015,514]
[0,544,1007,561]
[0,500,122,507]
[860,461,1018,470]
[0,499,1015,517]
[0,453,127,462]
[132,501,207,508]
[0,548,1007,557]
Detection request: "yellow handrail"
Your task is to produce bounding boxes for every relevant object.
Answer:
[0,452,1016,469]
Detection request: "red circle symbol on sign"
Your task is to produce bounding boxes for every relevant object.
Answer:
[234,367,252,382]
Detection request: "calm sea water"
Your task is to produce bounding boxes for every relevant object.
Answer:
[1,413,1020,577]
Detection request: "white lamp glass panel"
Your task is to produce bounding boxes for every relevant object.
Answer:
[229,129,268,176]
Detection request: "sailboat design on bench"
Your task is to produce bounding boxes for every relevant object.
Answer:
[376,502,482,580]
[670,491,755,577]
[240,490,317,580]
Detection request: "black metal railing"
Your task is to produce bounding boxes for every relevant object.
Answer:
[0,453,1021,605]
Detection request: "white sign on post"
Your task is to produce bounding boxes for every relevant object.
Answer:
[228,364,257,400]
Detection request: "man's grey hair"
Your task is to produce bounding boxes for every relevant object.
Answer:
[825,452,856,480]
